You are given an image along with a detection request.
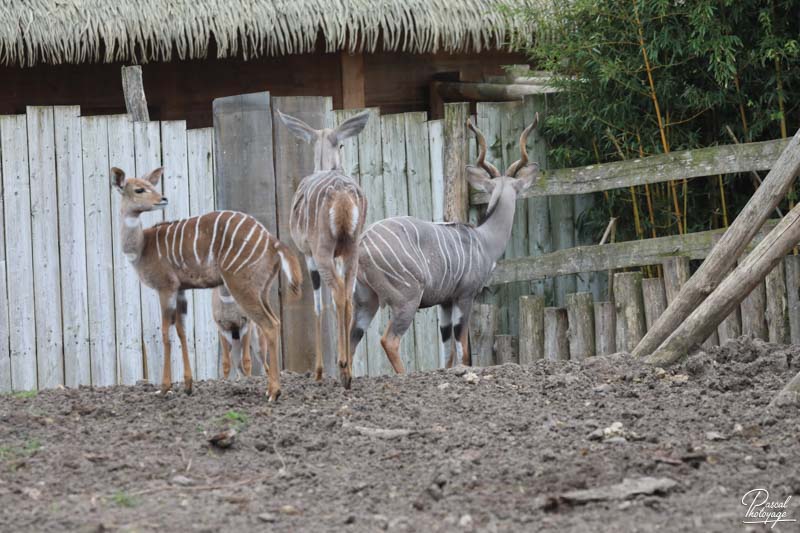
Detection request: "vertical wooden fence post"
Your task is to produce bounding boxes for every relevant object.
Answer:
[470,303,498,367]
[785,255,800,344]
[566,292,594,360]
[766,261,789,344]
[594,301,616,355]
[641,277,667,331]
[544,307,569,361]
[519,295,545,363]
[494,335,518,365]
[614,272,646,352]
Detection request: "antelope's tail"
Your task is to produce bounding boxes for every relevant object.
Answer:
[275,241,303,298]
[329,190,359,240]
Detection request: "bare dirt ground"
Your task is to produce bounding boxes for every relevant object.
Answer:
[2,337,800,532]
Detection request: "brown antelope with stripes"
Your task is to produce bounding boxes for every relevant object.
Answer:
[349,115,540,371]
[111,167,302,401]
[277,110,369,389]
[212,285,265,380]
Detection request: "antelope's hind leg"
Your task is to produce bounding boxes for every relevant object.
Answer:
[174,290,194,394]
[305,256,325,382]
[380,302,418,375]
[350,281,379,360]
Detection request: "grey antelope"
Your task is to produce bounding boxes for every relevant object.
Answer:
[350,114,540,371]
[212,286,266,380]
[277,110,369,389]
[111,167,302,401]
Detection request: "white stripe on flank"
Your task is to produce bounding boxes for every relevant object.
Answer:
[432,225,449,290]
[364,233,411,287]
[207,211,224,264]
[193,215,202,265]
[225,224,257,270]
[278,251,293,285]
[164,224,175,265]
[172,221,183,267]
[232,230,265,274]
[216,212,237,264]
[221,215,247,265]
[362,235,409,286]
[155,225,163,259]
[178,219,188,267]
[376,225,421,280]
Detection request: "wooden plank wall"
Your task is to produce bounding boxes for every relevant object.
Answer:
[0,106,220,391]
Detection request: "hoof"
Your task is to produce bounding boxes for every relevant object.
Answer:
[267,388,282,403]
[160,384,173,395]
[315,367,324,382]
[341,376,352,390]
[184,381,193,395]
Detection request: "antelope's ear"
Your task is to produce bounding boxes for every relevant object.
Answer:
[111,167,126,191]
[277,110,318,144]
[334,111,369,143]
[513,163,540,193]
[143,167,164,186]
[466,165,496,194]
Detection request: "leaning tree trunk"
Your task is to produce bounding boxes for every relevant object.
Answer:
[633,128,800,358]
[646,199,800,367]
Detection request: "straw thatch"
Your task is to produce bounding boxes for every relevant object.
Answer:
[0,0,541,67]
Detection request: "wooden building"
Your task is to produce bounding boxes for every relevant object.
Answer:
[0,0,536,127]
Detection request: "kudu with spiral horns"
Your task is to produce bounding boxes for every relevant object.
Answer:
[349,114,541,370]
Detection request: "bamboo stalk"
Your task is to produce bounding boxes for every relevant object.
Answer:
[632,0,683,235]
[718,175,729,227]
[607,129,643,240]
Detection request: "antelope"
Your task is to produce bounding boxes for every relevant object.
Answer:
[111,167,302,401]
[349,115,540,371]
[212,286,266,380]
[277,110,369,389]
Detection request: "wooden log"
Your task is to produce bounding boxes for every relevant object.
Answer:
[213,92,279,368]
[1,115,37,391]
[494,335,518,365]
[765,261,789,344]
[434,81,558,103]
[133,120,164,384]
[518,295,545,363]
[471,139,790,204]
[636,127,800,359]
[614,272,646,353]
[443,102,470,223]
[641,278,667,330]
[469,303,498,367]
[27,106,64,388]
[740,281,768,340]
[785,256,800,344]
[490,220,778,286]
[647,197,800,367]
[121,66,149,122]
[544,307,569,361]
[566,292,595,361]
[594,302,616,356]
[107,114,143,385]
[405,112,440,371]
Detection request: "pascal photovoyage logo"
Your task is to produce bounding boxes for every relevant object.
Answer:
[742,488,797,529]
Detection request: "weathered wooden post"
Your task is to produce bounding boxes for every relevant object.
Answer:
[641,277,667,330]
[593,302,616,356]
[663,256,719,347]
[566,292,594,360]
[765,262,789,344]
[519,295,545,363]
[121,66,149,122]
[494,335,518,365]
[741,281,768,340]
[785,255,800,344]
[634,128,800,358]
[443,102,470,223]
[647,198,800,367]
[544,307,569,361]
[614,272,646,352]
[470,303,498,367]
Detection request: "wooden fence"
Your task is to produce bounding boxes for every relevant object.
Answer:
[1,93,793,391]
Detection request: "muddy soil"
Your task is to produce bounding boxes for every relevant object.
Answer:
[2,337,800,532]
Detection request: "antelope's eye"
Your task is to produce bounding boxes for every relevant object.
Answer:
[135,188,146,194]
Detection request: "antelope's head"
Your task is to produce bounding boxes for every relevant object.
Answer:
[465,113,540,217]
[278,110,370,172]
[111,167,168,214]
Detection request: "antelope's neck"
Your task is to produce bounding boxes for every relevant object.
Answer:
[475,194,517,262]
[121,212,145,263]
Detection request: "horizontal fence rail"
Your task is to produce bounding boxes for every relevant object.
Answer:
[471,138,790,204]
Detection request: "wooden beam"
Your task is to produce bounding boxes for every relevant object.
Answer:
[434,81,558,103]
[471,138,790,204]
[121,66,149,122]
[489,220,779,286]
[443,102,470,222]
[340,52,365,109]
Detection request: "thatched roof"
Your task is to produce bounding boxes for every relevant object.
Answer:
[0,0,539,67]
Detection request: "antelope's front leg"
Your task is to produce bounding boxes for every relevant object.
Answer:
[158,291,177,394]
[174,291,193,394]
[241,323,253,376]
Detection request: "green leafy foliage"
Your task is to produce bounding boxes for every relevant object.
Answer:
[507,0,799,242]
